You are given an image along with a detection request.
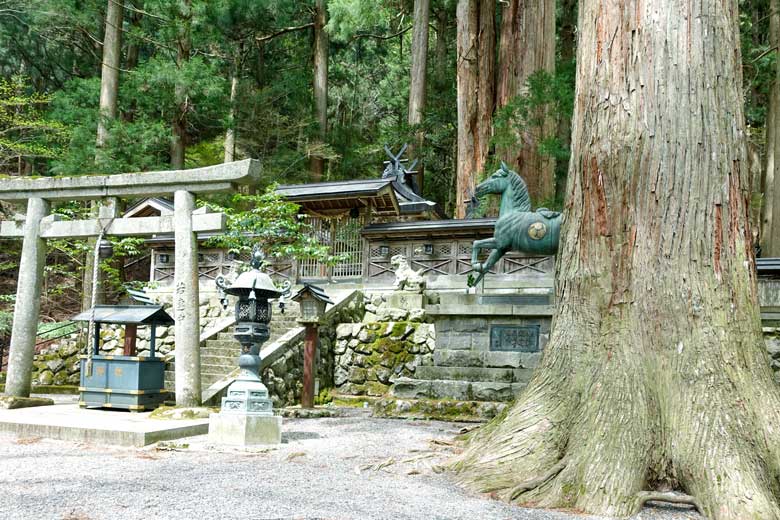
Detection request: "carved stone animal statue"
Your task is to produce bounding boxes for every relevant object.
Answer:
[470,163,562,287]
[391,254,426,293]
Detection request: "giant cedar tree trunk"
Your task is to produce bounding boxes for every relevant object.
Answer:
[496,0,555,203]
[455,0,494,219]
[451,1,780,518]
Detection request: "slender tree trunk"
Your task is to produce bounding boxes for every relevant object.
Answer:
[123,1,143,123]
[451,1,780,518]
[434,8,448,89]
[124,1,142,71]
[762,0,780,255]
[310,0,328,182]
[171,0,192,170]
[85,0,123,311]
[95,0,124,164]
[224,58,240,163]
[408,0,430,192]
[495,0,555,203]
[455,0,495,219]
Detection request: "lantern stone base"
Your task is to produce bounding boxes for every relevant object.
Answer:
[208,413,282,446]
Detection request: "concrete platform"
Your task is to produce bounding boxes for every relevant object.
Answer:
[0,404,209,447]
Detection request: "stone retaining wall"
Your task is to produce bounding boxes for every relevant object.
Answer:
[259,293,366,407]
[332,292,435,397]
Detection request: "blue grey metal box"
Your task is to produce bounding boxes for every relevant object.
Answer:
[79,355,167,411]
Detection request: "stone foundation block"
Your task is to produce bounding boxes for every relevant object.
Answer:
[208,413,282,446]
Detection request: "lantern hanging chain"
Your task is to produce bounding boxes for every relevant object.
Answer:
[84,217,115,377]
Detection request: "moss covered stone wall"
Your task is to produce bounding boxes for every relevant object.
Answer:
[333,320,435,397]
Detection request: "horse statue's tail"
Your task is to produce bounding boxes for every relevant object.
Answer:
[500,161,531,212]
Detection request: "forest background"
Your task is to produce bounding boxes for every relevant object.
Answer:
[0,0,776,322]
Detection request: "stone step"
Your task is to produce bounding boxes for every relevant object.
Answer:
[202,374,229,387]
[390,377,523,402]
[201,347,239,358]
[200,354,236,366]
[206,339,241,349]
[371,396,509,423]
[200,362,235,375]
[413,366,531,384]
[433,349,542,369]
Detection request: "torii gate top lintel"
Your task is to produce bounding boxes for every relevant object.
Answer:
[0,158,261,202]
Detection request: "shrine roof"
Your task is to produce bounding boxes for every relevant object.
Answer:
[72,305,175,326]
[275,179,400,215]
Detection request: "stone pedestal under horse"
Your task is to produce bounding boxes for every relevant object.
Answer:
[470,163,562,287]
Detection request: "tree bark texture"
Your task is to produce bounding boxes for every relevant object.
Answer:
[434,8,449,89]
[762,0,780,256]
[224,62,239,163]
[408,0,430,191]
[310,0,328,182]
[171,0,192,170]
[495,0,555,203]
[95,0,124,161]
[451,1,780,518]
[124,1,142,72]
[455,0,495,219]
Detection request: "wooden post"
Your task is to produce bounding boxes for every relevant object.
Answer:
[301,324,318,408]
[123,324,138,356]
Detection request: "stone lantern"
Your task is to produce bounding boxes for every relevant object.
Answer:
[208,247,284,445]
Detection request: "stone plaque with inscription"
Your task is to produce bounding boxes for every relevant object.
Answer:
[489,325,541,352]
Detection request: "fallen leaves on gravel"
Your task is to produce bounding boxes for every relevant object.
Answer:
[286,451,307,461]
[14,436,42,445]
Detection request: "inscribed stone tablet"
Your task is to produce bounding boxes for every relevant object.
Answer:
[489,325,540,352]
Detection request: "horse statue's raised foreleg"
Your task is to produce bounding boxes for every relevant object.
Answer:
[470,238,507,287]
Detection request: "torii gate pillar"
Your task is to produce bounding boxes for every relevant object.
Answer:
[0,160,261,402]
[5,198,49,397]
[174,190,201,406]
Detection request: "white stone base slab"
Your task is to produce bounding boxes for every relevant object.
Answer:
[0,404,209,447]
[208,413,282,446]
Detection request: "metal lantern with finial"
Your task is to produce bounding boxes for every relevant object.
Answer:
[214,246,285,416]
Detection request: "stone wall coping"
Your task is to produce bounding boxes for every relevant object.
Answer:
[426,304,554,317]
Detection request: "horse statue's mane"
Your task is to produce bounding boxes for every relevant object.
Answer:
[500,162,532,212]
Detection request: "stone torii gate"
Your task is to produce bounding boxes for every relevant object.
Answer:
[0,159,261,406]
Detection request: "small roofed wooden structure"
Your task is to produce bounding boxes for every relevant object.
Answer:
[73,304,174,412]
[274,145,441,219]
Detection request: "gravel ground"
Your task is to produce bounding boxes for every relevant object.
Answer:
[0,409,703,520]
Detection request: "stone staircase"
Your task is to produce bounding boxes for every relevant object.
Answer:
[163,305,302,393]
[390,349,541,402]
[200,309,301,388]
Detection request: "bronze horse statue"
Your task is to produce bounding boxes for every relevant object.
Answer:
[470,163,562,287]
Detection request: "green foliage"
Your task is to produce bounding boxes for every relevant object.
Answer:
[204,185,342,265]
[0,75,67,174]
[492,69,574,164]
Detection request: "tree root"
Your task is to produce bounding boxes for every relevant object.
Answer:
[509,459,567,501]
[635,491,703,515]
